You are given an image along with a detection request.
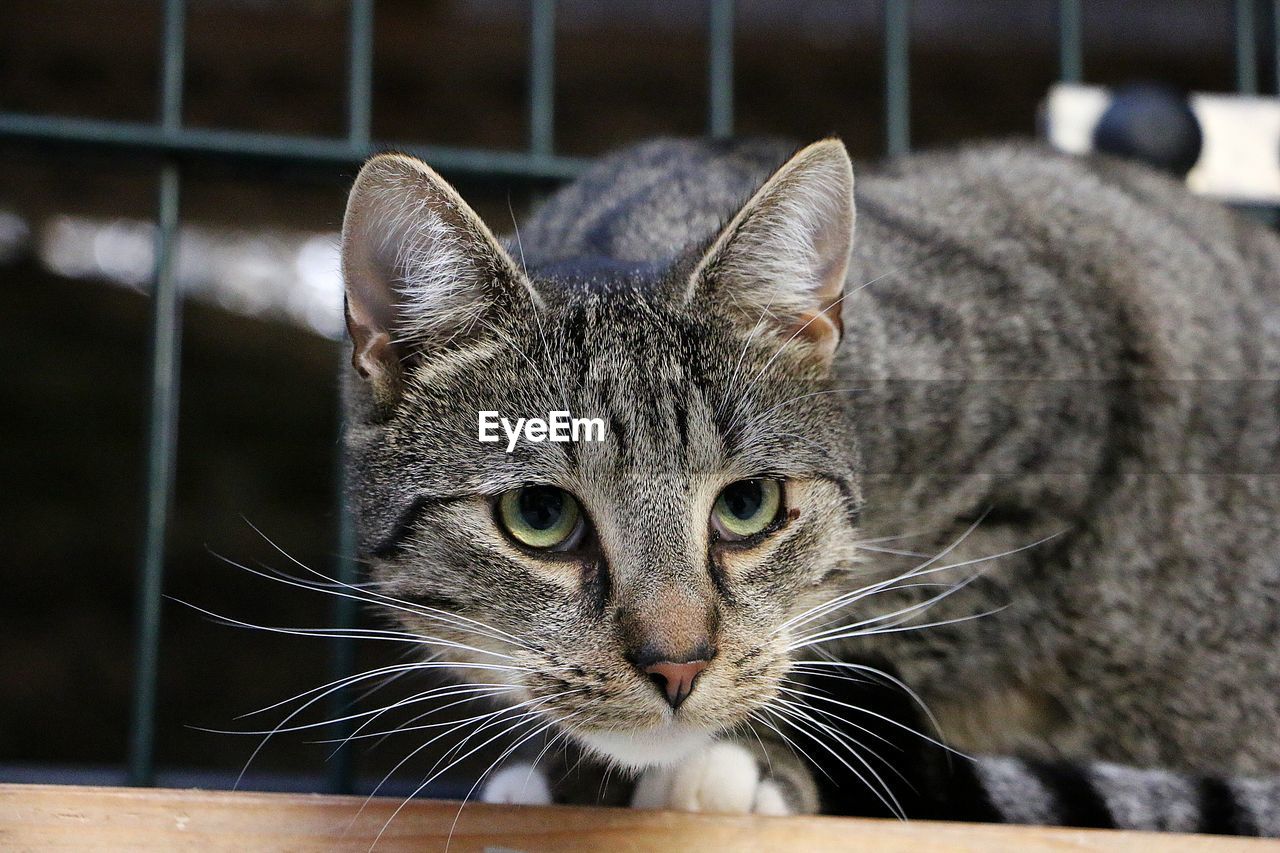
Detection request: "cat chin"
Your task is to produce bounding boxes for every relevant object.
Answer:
[573,724,714,771]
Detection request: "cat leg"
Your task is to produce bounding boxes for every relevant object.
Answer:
[629,738,819,816]
[501,738,819,815]
[480,762,554,806]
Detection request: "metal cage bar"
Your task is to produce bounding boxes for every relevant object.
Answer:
[884,0,911,155]
[127,0,187,788]
[347,0,375,148]
[1058,0,1083,82]
[1274,0,1280,93]
[708,0,735,139]
[0,0,577,186]
[529,0,557,155]
[1238,0,1259,93]
[324,0,376,797]
[1274,0,1280,94]
[0,113,587,181]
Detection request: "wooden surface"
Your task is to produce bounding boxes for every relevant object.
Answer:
[1,783,1276,852]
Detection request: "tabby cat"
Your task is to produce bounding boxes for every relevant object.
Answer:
[339,137,1280,834]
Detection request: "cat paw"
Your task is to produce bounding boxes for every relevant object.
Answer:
[629,742,793,815]
[481,763,553,805]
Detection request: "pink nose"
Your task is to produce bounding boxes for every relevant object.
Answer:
[643,659,709,709]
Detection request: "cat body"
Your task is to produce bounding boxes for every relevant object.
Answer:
[517,138,1280,776]
[339,137,1280,828]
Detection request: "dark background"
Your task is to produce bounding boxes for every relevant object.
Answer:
[0,0,1261,791]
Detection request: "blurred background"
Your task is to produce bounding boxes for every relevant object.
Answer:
[0,0,1272,796]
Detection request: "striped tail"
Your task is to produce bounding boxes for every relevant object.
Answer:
[955,754,1279,836]
[803,665,1279,836]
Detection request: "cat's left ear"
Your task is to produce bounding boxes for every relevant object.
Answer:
[688,139,855,361]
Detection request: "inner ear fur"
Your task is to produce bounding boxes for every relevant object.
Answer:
[689,138,856,360]
[341,152,536,406]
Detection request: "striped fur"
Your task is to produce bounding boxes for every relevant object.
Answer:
[942,755,1279,835]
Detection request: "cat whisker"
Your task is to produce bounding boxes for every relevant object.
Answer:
[236,660,498,720]
[771,695,913,791]
[359,683,510,754]
[777,682,966,760]
[773,702,905,816]
[324,686,522,745]
[364,710,540,849]
[369,698,585,850]
[766,699,905,819]
[171,596,518,661]
[211,547,528,652]
[595,756,616,803]
[341,703,524,776]
[345,708,529,843]
[507,197,529,279]
[775,513,989,636]
[781,524,1061,639]
[856,528,949,545]
[736,716,774,776]
[229,661,443,790]
[772,688,901,753]
[444,713,582,852]
[239,520,536,652]
[231,656,534,790]
[234,656,529,738]
[853,543,931,558]
[197,683,514,738]
[787,571,986,648]
[795,581,955,639]
[790,604,1010,651]
[525,725,570,787]
[789,655,946,743]
[747,708,836,787]
[363,689,583,811]
[348,668,416,710]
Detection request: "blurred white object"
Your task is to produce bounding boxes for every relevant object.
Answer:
[37,216,345,339]
[1044,82,1280,205]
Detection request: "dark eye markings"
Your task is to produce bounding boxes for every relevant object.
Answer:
[370,493,470,558]
[814,470,863,528]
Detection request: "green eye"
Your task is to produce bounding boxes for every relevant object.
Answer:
[497,486,583,550]
[712,479,783,541]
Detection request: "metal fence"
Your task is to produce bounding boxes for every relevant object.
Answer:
[0,0,1268,797]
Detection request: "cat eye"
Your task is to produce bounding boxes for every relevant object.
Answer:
[497,485,585,551]
[711,478,784,542]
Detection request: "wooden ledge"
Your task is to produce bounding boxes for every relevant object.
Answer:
[0,783,1273,852]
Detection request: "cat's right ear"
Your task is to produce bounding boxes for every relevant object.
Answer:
[341,153,535,405]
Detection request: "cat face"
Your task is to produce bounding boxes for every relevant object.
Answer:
[341,142,863,769]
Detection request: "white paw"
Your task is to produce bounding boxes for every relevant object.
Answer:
[480,763,553,805]
[629,742,793,816]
